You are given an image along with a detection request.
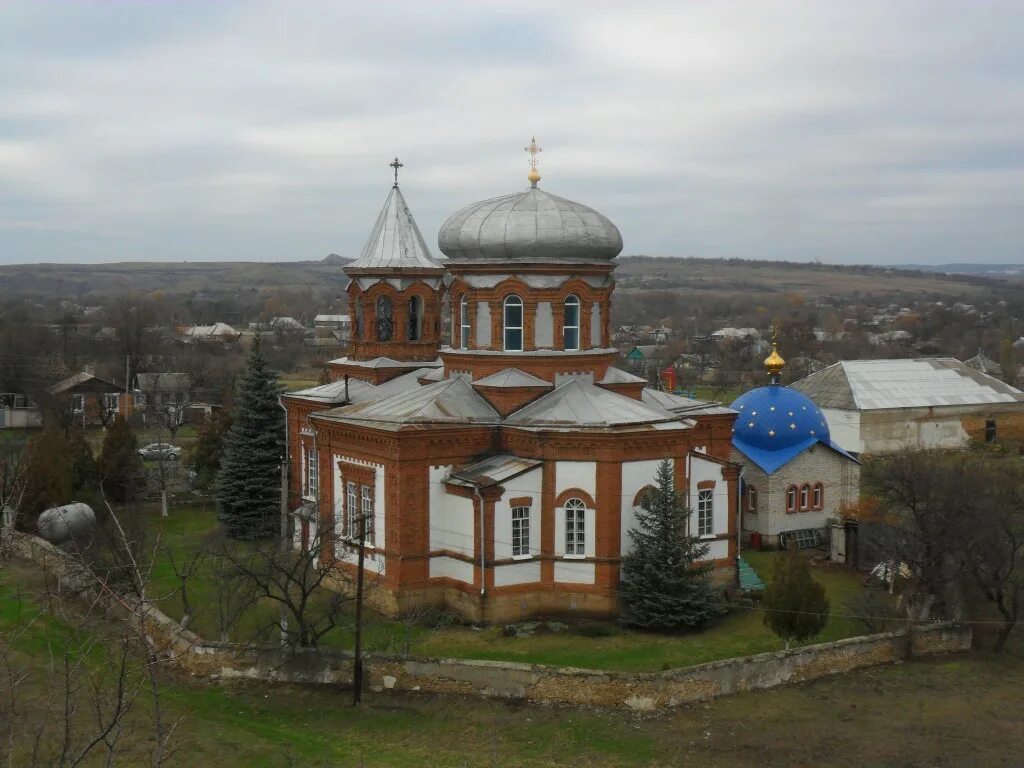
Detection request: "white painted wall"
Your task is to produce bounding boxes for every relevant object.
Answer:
[590,304,601,348]
[429,556,475,583]
[687,454,730,540]
[554,461,596,501]
[620,459,662,555]
[476,301,491,347]
[822,408,861,453]
[554,560,596,584]
[430,471,475,557]
[493,467,542,561]
[494,560,541,586]
[535,301,554,348]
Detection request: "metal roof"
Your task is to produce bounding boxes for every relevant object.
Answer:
[437,187,622,263]
[325,355,439,370]
[641,388,735,416]
[318,376,499,426]
[504,378,678,428]
[474,368,552,388]
[599,367,647,385]
[345,186,444,273]
[791,358,1024,411]
[447,454,543,488]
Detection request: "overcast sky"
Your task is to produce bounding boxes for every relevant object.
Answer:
[1,1,1022,266]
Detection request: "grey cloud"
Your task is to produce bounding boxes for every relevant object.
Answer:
[0,0,1022,265]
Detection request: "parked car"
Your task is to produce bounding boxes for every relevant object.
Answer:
[138,443,182,461]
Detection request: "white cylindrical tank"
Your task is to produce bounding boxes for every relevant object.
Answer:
[36,502,96,545]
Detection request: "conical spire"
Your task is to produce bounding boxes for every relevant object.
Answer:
[345,185,444,272]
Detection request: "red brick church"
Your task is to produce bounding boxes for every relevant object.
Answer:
[282,146,740,622]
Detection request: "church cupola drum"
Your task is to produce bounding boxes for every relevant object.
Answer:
[333,158,447,384]
[439,138,623,384]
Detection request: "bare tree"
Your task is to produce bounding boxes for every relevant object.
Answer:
[963,473,1024,653]
[217,514,353,650]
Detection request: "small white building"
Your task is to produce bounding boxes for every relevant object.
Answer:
[791,358,1024,454]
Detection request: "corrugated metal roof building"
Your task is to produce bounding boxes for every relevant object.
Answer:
[791,358,1024,454]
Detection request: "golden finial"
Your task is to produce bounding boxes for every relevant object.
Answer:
[525,136,542,187]
[764,322,785,383]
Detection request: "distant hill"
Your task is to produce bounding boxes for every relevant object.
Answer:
[0,260,350,301]
[891,262,1024,277]
[0,255,1014,303]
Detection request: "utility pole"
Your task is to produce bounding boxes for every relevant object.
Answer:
[352,509,368,705]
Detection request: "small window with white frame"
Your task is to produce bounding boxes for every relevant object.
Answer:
[304,446,318,499]
[346,481,358,538]
[460,295,470,349]
[812,482,823,510]
[697,489,714,537]
[361,485,374,544]
[564,498,586,556]
[800,484,810,511]
[511,506,530,557]
[503,295,523,352]
[563,295,580,351]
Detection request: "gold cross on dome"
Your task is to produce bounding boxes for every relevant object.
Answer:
[524,136,542,170]
[389,156,403,188]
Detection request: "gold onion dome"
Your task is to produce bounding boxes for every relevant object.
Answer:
[764,344,785,375]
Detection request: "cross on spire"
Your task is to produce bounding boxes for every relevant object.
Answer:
[524,136,543,187]
[389,156,404,188]
[524,136,542,171]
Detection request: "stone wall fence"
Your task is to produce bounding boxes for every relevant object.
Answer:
[6,532,972,713]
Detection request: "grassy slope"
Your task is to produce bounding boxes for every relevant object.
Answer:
[146,505,872,672]
[3,562,1023,767]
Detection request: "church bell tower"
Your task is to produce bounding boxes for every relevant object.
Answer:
[329,158,447,385]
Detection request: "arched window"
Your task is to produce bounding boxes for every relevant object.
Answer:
[786,486,797,513]
[353,296,362,341]
[800,484,810,511]
[747,486,758,513]
[812,482,823,510]
[503,294,523,351]
[563,295,580,351]
[407,295,422,341]
[375,296,393,342]
[564,498,586,556]
[460,295,470,349]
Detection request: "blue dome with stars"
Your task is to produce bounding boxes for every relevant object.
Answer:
[731,385,829,450]
[729,384,847,474]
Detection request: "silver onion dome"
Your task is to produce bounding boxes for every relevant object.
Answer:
[437,187,623,262]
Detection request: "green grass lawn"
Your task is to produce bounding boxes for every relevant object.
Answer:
[142,505,875,671]
[3,559,1023,767]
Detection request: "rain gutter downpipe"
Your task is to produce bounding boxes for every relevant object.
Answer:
[475,484,486,601]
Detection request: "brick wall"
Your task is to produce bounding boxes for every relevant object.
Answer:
[735,444,860,541]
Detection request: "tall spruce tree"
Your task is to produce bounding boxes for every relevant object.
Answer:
[216,337,284,539]
[620,459,724,631]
